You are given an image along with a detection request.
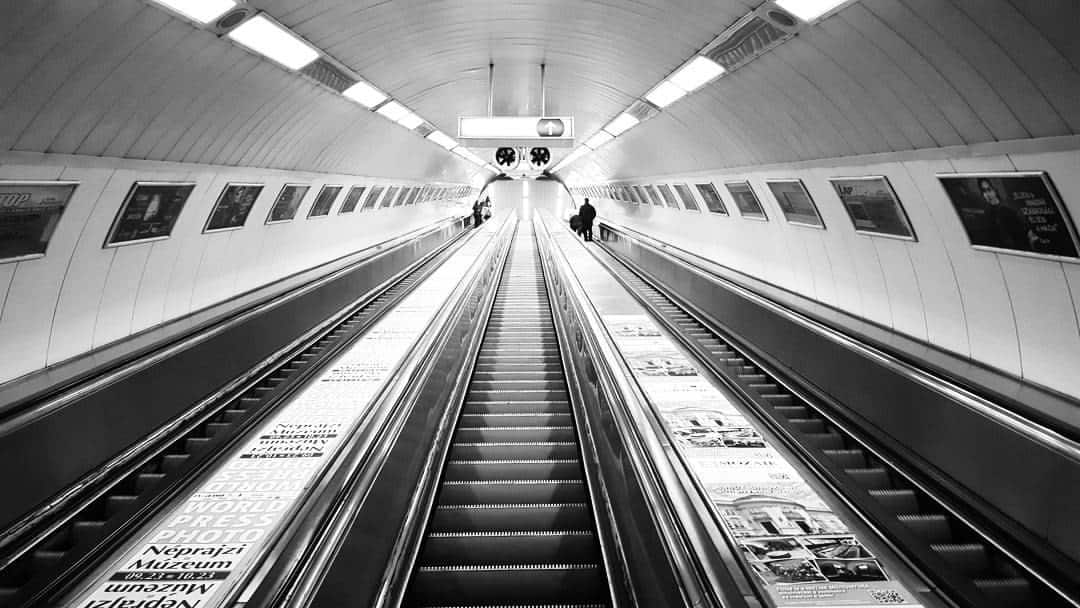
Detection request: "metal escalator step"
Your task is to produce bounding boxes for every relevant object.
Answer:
[70,520,106,545]
[32,550,65,570]
[408,563,606,606]
[455,427,577,443]
[788,418,827,434]
[439,480,586,505]
[803,432,845,450]
[868,488,919,513]
[470,380,566,391]
[897,514,952,543]
[135,472,166,492]
[459,413,572,428]
[160,454,191,475]
[464,401,569,415]
[105,495,139,517]
[773,405,809,418]
[205,422,232,436]
[972,578,1032,607]
[444,459,583,481]
[420,530,600,566]
[845,467,891,489]
[931,543,989,576]
[760,393,793,405]
[430,504,593,532]
[822,449,867,469]
[451,442,580,460]
[466,390,570,402]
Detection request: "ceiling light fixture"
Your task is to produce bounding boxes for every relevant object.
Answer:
[342,81,387,108]
[427,131,458,150]
[644,80,687,108]
[603,112,640,137]
[774,0,849,21]
[154,0,236,24]
[552,147,588,172]
[375,100,409,122]
[584,131,614,150]
[227,14,319,71]
[397,112,424,130]
[669,56,726,92]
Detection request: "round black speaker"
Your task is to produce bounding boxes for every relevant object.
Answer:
[529,147,551,167]
[495,147,518,168]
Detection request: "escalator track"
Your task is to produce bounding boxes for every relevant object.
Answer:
[403,226,611,608]
[0,232,469,608]
[590,244,1076,608]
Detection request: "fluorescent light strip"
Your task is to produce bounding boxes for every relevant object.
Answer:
[645,80,687,108]
[669,56,726,92]
[397,112,424,130]
[552,147,589,172]
[154,0,236,23]
[342,81,387,108]
[774,0,848,21]
[427,131,458,150]
[376,100,409,122]
[603,112,639,137]
[584,131,614,150]
[228,14,319,71]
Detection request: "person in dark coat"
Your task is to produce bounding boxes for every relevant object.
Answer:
[578,198,596,242]
[472,199,483,228]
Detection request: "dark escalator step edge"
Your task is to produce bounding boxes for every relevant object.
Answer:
[931,543,989,576]
[466,390,570,402]
[972,578,1032,607]
[407,563,607,606]
[868,488,919,513]
[455,427,577,442]
[845,467,891,489]
[430,503,593,532]
[464,401,570,415]
[420,530,600,566]
[105,495,139,516]
[439,479,586,505]
[71,520,107,544]
[444,459,584,481]
[451,441,580,460]
[896,513,952,544]
[459,413,573,428]
[822,449,867,469]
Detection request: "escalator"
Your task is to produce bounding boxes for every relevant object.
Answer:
[403,226,611,607]
[589,244,1076,608]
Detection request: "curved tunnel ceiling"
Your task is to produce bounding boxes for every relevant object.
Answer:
[1,1,1078,183]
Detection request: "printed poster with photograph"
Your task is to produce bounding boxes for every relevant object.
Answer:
[603,314,922,607]
[0,181,77,260]
[831,177,916,240]
[205,184,262,232]
[939,172,1078,258]
[266,185,310,223]
[339,186,367,214]
[767,180,825,228]
[308,186,341,217]
[725,181,767,219]
[106,183,194,246]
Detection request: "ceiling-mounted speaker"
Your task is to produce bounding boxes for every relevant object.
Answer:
[495,147,519,169]
[211,5,256,34]
[529,147,551,168]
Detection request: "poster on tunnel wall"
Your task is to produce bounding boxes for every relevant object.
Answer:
[0,181,77,261]
[939,172,1079,259]
[604,314,924,607]
[105,182,194,246]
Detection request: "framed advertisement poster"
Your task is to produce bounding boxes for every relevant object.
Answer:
[831,177,916,240]
[674,184,701,212]
[266,184,310,224]
[766,179,824,228]
[362,186,384,211]
[339,186,366,214]
[725,181,766,220]
[204,183,262,233]
[382,187,400,209]
[657,185,681,209]
[105,182,193,246]
[0,181,78,262]
[308,185,341,218]
[939,172,1079,259]
[696,183,729,215]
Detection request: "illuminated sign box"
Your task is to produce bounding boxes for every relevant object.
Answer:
[458,116,575,148]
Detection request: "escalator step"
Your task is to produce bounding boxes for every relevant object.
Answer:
[804,433,845,450]
[31,550,65,570]
[897,514,952,543]
[868,488,919,513]
[451,442,579,460]
[972,578,1032,607]
[135,472,166,492]
[205,422,232,436]
[463,401,569,415]
[459,413,572,428]
[788,418,826,434]
[444,459,583,481]
[931,543,989,576]
[773,405,809,418]
[70,520,106,545]
[472,371,564,382]
[467,389,570,402]
[407,563,606,606]
[845,467,891,489]
[470,380,566,391]
[420,530,600,566]
[160,454,191,475]
[455,427,577,443]
[823,449,867,469]
[439,480,586,505]
[105,495,139,517]
[430,503,593,532]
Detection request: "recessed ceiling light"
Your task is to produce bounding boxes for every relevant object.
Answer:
[427,131,458,150]
[644,80,687,108]
[774,0,848,21]
[603,112,640,137]
[342,81,387,108]
[397,112,424,130]
[584,131,614,150]
[228,14,319,71]
[154,0,236,24]
[376,101,409,122]
[670,56,726,92]
[553,147,588,172]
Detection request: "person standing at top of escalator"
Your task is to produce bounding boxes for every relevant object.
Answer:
[472,198,484,228]
[578,198,596,242]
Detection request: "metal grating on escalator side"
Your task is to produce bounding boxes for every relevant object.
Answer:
[404,224,611,608]
[594,247,1076,608]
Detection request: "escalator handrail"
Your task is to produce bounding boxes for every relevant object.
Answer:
[234,214,517,608]
[533,213,764,608]
[0,214,469,427]
[597,219,1080,464]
